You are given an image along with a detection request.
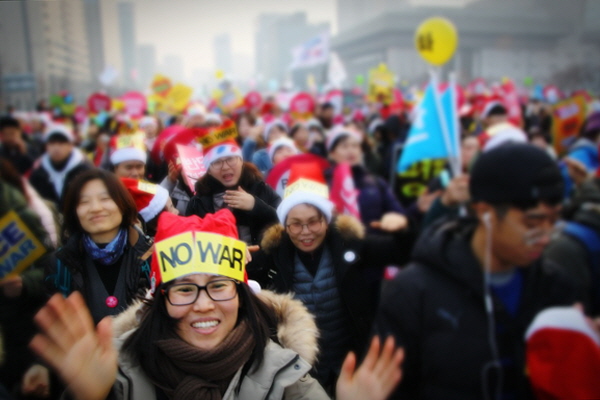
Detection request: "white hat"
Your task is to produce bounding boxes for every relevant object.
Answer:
[325,125,362,153]
[44,124,74,143]
[268,137,298,162]
[263,119,288,142]
[109,133,147,165]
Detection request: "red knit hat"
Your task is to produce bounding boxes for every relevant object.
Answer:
[150,209,247,293]
[196,119,242,168]
[120,178,169,222]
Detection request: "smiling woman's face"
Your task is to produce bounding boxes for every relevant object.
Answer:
[76,179,123,243]
[165,274,240,351]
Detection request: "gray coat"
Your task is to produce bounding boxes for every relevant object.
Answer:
[108,291,329,400]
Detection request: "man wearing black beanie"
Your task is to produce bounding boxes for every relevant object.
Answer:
[374,143,580,400]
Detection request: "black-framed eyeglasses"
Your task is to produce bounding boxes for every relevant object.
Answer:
[286,217,324,235]
[162,279,239,306]
[210,156,240,171]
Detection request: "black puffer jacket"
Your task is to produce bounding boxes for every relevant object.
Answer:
[374,217,579,400]
[186,173,281,245]
[249,215,415,358]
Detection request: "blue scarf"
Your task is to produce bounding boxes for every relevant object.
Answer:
[83,228,128,266]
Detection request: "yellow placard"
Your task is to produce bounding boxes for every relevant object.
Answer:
[284,178,329,199]
[0,211,47,282]
[116,131,146,150]
[197,122,238,148]
[368,64,394,104]
[156,231,246,283]
[151,74,173,98]
[137,180,158,195]
[165,83,193,114]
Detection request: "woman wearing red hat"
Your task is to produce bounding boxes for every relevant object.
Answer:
[43,169,153,324]
[249,162,414,394]
[186,121,281,246]
[31,210,403,400]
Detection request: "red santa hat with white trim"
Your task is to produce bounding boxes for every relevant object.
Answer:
[195,119,242,169]
[109,131,147,165]
[120,178,170,222]
[525,306,600,400]
[276,161,334,225]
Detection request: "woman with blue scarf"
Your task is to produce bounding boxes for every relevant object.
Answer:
[43,169,153,324]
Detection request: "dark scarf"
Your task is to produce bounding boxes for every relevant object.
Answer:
[153,321,255,400]
[82,228,128,266]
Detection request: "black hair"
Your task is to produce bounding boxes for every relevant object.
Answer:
[321,102,334,111]
[486,104,508,118]
[46,133,71,144]
[122,281,279,384]
[0,116,20,130]
[61,168,139,241]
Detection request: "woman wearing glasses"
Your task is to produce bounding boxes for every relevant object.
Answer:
[186,134,281,246]
[30,211,403,400]
[248,164,415,394]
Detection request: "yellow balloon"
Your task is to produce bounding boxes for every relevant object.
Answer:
[414,17,458,66]
[215,69,224,80]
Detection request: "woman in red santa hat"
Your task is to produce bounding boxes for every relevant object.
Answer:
[31,210,404,400]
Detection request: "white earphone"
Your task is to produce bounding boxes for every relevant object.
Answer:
[482,211,492,227]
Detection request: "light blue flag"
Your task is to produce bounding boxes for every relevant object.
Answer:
[440,85,461,175]
[397,82,456,173]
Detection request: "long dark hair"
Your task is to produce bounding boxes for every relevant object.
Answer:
[122,281,278,383]
[194,161,263,195]
[61,168,138,241]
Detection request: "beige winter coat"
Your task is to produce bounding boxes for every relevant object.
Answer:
[109,290,329,400]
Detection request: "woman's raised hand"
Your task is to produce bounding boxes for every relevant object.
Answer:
[336,336,404,400]
[30,292,117,400]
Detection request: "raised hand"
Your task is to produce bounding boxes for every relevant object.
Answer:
[224,186,256,211]
[370,212,409,232]
[29,292,117,400]
[336,336,404,400]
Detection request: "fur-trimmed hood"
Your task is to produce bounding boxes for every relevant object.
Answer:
[260,214,365,253]
[111,289,319,365]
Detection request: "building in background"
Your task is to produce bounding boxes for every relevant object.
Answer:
[161,54,185,83]
[255,12,330,90]
[0,1,94,110]
[214,33,233,78]
[137,44,157,90]
[117,1,138,88]
[332,0,600,91]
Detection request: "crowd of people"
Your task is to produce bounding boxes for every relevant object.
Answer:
[1,83,600,400]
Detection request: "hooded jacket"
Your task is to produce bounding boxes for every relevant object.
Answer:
[375,217,578,400]
[29,149,92,209]
[249,215,414,358]
[106,290,328,400]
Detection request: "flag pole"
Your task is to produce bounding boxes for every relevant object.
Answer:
[429,67,458,177]
[448,71,461,177]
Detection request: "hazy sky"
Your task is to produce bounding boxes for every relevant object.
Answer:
[130,0,337,77]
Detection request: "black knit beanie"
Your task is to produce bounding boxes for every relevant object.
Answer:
[470,143,563,205]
